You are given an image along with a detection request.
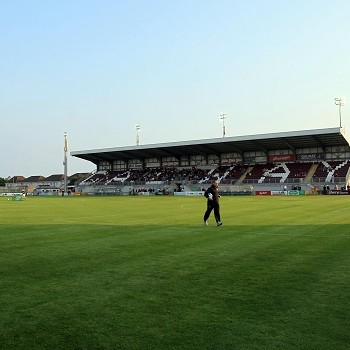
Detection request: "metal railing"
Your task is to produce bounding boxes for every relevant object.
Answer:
[311,177,346,184]
[242,178,303,184]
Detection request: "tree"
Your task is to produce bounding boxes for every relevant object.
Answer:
[0,177,6,186]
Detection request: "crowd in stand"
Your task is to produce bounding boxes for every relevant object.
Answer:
[80,161,350,186]
[83,167,214,184]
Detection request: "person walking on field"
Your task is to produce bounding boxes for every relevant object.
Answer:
[203,179,222,226]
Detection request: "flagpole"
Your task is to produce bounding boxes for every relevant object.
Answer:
[63,132,68,194]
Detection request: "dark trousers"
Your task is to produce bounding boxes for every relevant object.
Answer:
[204,202,221,223]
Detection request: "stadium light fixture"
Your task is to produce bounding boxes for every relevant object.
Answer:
[219,113,228,138]
[334,97,344,128]
[135,124,141,145]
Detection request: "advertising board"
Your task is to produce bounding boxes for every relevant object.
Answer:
[255,190,271,196]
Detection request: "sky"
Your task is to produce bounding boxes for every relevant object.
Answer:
[1,0,349,177]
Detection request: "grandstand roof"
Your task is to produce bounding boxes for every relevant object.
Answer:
[71,127,350,164]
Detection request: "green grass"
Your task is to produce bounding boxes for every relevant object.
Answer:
[0,195,349,350]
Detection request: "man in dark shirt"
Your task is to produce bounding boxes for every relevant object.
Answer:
[203,179,222,226]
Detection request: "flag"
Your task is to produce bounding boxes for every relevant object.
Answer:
[64,135,68,152]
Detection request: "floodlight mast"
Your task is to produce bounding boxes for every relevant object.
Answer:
[63,132,68,194]
[219,113,227,138]
[334,97,344,128]
[135,124,141,145]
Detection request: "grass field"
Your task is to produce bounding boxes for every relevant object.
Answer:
[0,195,349,350]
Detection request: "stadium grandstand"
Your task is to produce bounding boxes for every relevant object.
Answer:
[70,127,350,196]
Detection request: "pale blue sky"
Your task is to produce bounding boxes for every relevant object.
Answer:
[0,0,349,177]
